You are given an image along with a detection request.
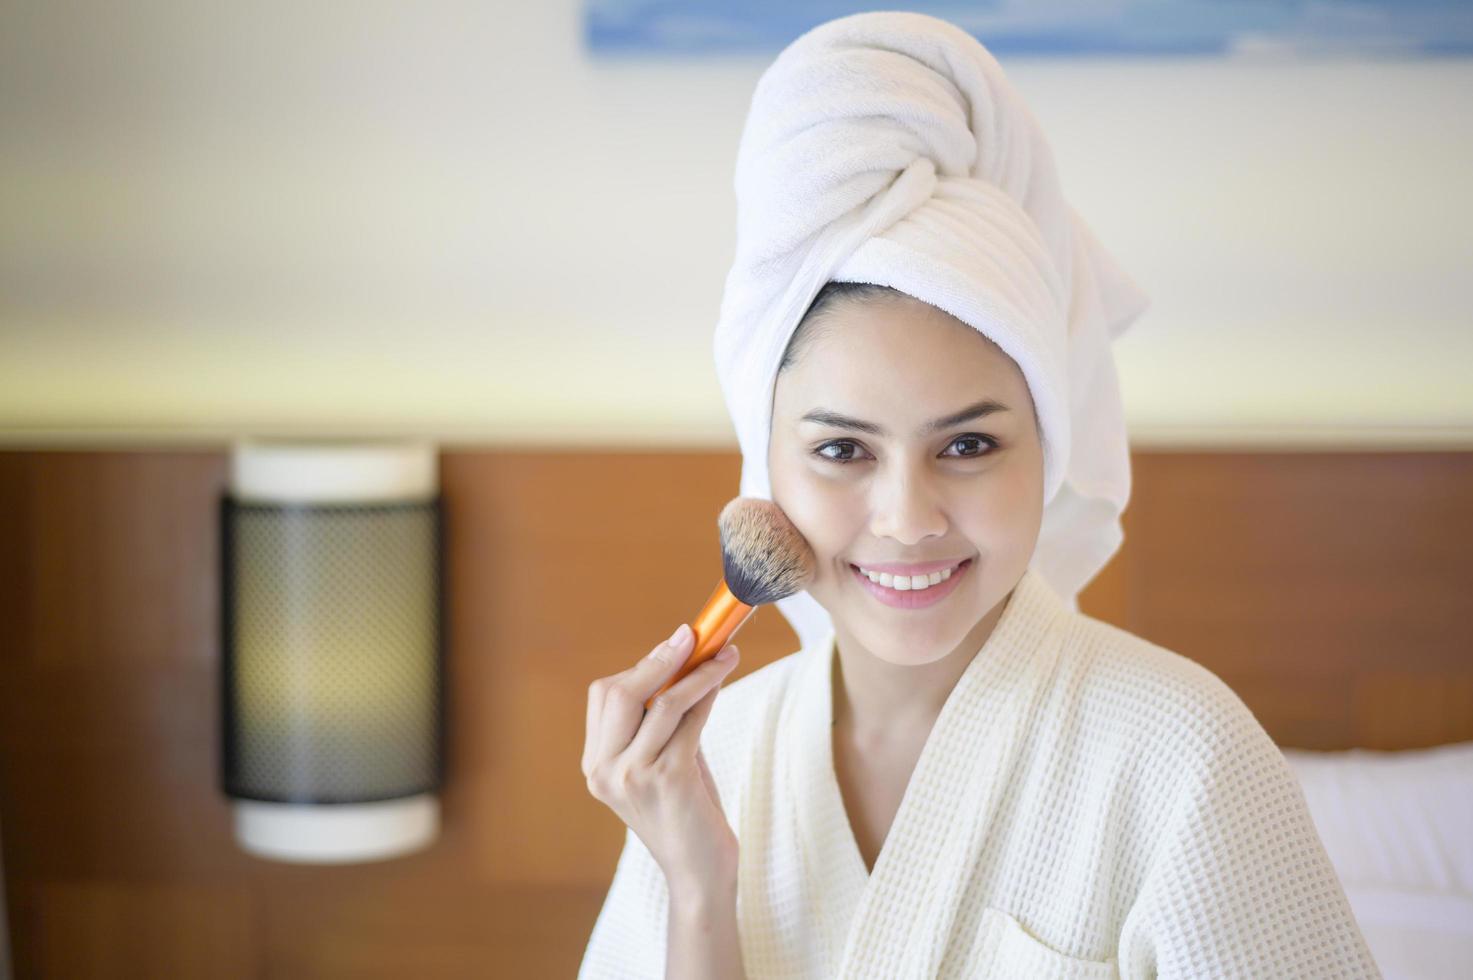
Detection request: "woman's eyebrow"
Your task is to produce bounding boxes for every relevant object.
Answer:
[799,398,1011,437]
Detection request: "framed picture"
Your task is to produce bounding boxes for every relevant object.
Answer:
[585,0,1473,58]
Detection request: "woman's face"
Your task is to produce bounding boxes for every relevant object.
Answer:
[768,290,1045,667]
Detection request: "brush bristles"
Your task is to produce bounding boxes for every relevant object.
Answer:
[718,497,816,606]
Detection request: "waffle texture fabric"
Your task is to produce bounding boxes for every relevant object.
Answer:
[579,567,1382,978]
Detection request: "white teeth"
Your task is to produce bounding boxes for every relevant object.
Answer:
[857,562,959,592]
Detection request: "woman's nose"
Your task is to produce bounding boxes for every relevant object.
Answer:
[868,466,947,546]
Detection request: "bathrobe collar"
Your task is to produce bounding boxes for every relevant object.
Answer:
[784,565,1073,978]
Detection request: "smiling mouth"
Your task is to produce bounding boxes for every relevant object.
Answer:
[849,558,970,591]
[847,558,974,609]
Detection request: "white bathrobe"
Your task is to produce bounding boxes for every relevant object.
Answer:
[578,567,1382,978]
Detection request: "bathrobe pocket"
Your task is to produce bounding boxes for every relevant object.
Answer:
[965,906,1118,979]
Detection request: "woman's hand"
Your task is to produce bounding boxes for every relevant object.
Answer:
[583,623,742,893]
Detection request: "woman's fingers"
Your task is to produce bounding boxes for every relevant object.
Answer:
[668,677,730,778]
[591,624,697,768]
[624,646,738,767]
[581,634,744,890]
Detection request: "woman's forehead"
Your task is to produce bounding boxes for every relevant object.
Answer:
[778,319,1024,407]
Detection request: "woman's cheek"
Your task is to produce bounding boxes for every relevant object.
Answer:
[989,457,1044,545]
[785,473,856,563]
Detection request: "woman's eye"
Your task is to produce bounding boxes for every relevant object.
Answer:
[814,440,868,463]
[945,434,998,458]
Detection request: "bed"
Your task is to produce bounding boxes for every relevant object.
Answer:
[1281,740,1473,979]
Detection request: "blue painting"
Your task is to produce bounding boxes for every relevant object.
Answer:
[585,1,1473,58]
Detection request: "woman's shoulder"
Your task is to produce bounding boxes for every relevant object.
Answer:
[1060,611,1277,774]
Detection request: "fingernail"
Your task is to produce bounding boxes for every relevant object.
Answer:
[668,623,690,647]
[716,644,737,662]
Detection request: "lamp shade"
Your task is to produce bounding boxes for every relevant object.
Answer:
[220,439,445,863]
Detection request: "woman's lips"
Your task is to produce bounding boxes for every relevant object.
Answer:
[849,558,972,610]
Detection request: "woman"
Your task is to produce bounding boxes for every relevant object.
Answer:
[580,11,1381,979]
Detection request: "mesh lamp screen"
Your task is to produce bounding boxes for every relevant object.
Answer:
[221,440,444,863]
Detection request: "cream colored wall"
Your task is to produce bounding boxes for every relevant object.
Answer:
[2,2,1470,449]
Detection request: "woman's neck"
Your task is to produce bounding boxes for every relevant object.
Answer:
[830,587,1014,739]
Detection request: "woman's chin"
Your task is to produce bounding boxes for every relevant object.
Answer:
[850,619,962,665]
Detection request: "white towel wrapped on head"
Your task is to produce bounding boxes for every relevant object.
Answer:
[712,10,1151,650]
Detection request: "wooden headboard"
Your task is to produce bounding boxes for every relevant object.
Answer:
[1,447,1468,977]
[1089,451,1473,750]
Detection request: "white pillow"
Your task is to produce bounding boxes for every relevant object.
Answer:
[1342,886,1473,980]
[1282,743,1473,979]
[1280,741,1473,896]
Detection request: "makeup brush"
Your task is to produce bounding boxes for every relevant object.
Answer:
[644,497,816,710]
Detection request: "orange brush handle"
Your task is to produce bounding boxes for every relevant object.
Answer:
[644,578,757,711]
